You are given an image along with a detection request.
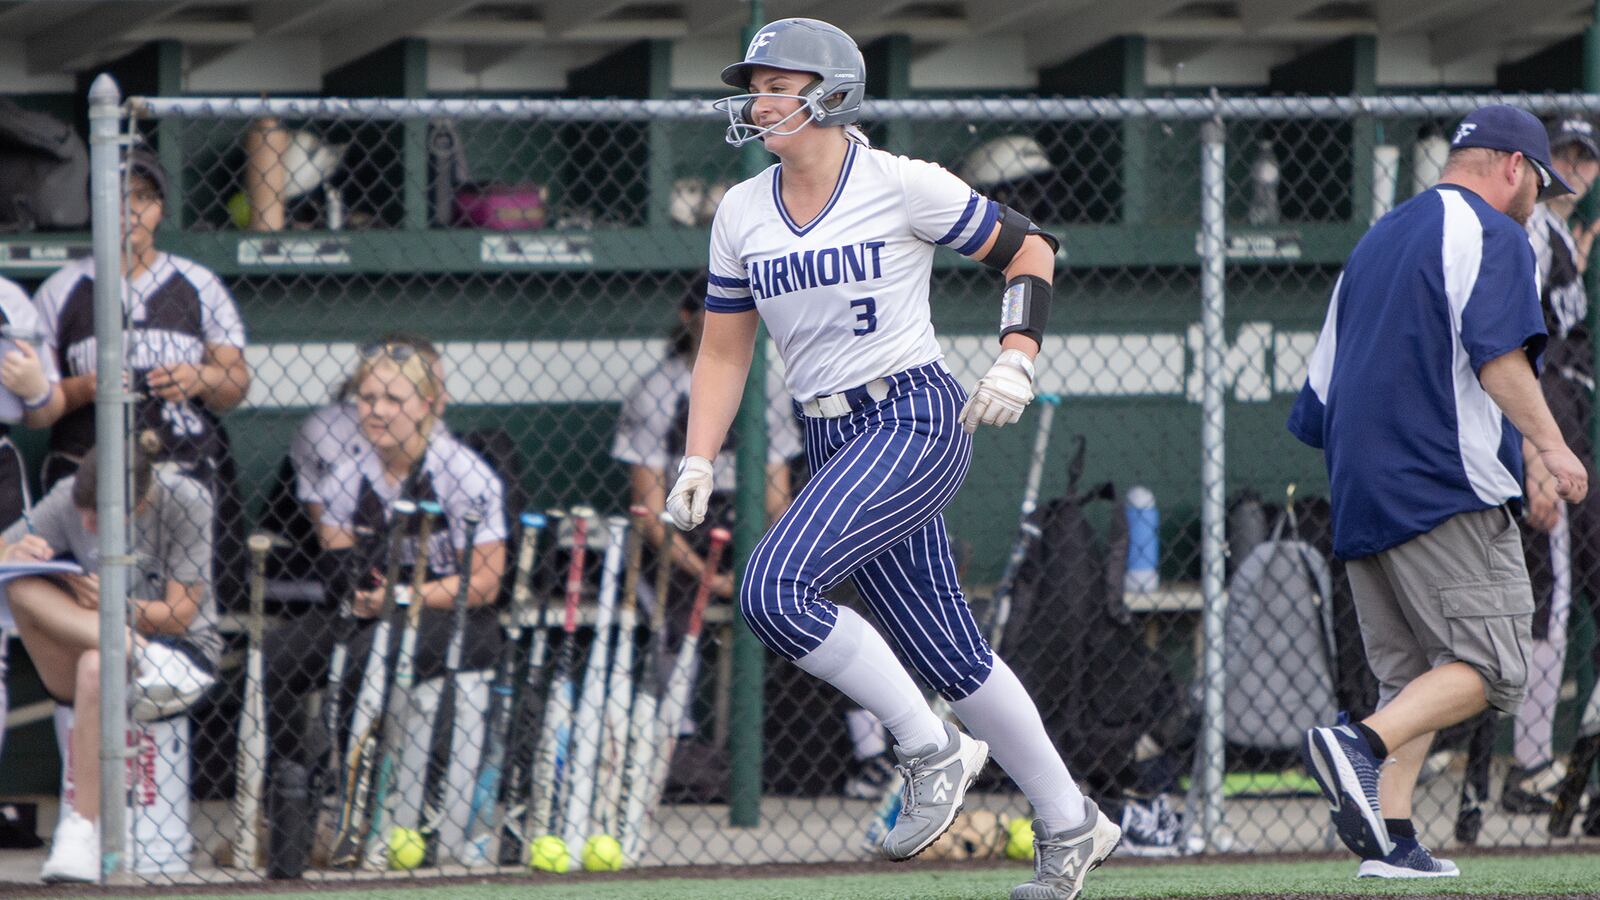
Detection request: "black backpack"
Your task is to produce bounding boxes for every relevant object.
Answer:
[0,99,89,231]
[1007,438,1190,795]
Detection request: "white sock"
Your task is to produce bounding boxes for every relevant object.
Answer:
[793,607,947,753]
[845,708,888,760]
[951,657,1087,832]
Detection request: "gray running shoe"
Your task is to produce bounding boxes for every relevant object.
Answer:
[878,721,989,860]
[1011,799,1122,900]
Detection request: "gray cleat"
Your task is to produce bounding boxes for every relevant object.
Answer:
[1011,799,1122,900]
[878,721,989,861]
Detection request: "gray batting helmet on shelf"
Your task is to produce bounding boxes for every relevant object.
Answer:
[715,18,867,146]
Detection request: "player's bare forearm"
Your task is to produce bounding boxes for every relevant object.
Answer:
[685,309,758,460]
[1002,234,1055,284]
[971,223,1053,359]
[133,582,203,637]
[1479,350,1565,451]
[765,461,792,524]
[417,541,506,608]
[318,522,357,551]
[630,465,673,546]
[199,344,250,412]
[59,373,95,414]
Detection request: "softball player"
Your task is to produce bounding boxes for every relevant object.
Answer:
[266,343,505,777]
[664,19,1118,900]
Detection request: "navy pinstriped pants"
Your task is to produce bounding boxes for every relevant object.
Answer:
[740,360,995,700]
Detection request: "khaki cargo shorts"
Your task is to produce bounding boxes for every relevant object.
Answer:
[1346,506,1534,714]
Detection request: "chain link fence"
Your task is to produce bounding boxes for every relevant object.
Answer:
[9,86,1595,884]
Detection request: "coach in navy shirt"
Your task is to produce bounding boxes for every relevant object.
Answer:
[1289,105,1588,879]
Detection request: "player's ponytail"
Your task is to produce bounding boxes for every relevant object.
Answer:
[72,429,164,511]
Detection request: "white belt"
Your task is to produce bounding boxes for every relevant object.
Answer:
[800,378,892,418]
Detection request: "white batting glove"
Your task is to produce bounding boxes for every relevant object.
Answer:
[666,456,715,531]
[960,349,1035,434]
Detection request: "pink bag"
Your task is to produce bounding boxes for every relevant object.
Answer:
[454,182,547,230]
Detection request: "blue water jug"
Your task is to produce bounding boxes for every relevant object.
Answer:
[1125,485,1159,593]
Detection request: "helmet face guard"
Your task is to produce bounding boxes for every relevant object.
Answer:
[715,18,866,148]
[712,83,865,147]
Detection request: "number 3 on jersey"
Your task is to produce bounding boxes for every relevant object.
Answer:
[850,297,877,336]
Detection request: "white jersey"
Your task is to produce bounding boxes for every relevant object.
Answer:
[706,142,999,401]
[32,253,247,460]
[33,253,246,379]
[290,401,366,506]
[317,429,507,574]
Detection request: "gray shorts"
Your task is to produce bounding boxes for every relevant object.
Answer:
[1346,506,1534,715]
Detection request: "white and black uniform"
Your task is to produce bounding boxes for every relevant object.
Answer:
[33,253,250,607]
[264,430,507,769]
[291,401,367,509]
[32,254,246,472]
[316,430,509,572]
[1517,202,1600,771]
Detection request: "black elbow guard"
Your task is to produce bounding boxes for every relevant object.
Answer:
[981,205,1060,271]
[1000,275,1052,348]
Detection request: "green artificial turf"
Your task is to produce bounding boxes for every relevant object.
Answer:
[100,852,1599,899]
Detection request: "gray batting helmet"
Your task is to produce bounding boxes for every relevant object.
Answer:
[715,18,866,146]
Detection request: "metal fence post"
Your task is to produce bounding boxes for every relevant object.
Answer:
[1196,111,1229,852]
[88,72,131,882]
[728,0,768,830]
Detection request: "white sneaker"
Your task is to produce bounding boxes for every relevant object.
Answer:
[131,642,215,722]
[41,810,99,883]
[878,722,990,860]
[1011,799,1123,900]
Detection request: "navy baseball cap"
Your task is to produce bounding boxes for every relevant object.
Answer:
[1549,115,1600,159]
[1451,104,1572,199]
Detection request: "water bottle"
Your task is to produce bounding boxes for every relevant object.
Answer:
[1124,486,1159,594]
[1248,140,1280,226]
[324,183,345,231]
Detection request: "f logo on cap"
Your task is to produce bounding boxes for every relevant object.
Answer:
[747,30,775,57]
[1453,122,1478,145]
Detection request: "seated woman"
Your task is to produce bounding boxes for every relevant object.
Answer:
[263,340,505,796]
[264,333,447,582]
[1,431,219,883]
